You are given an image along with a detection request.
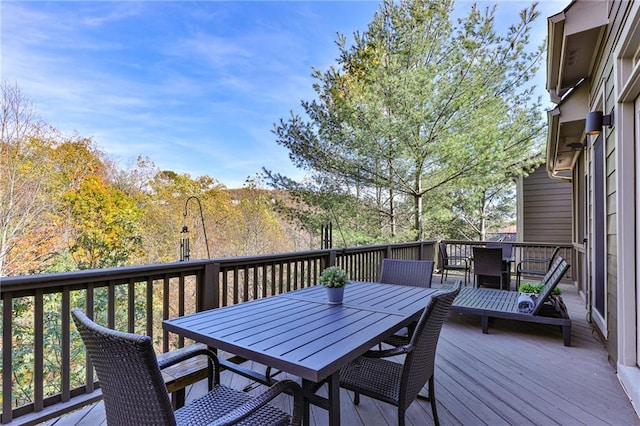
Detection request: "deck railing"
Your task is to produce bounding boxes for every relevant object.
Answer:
[0,241,436,424]
[0,239,574,424]
[440,240,575,281]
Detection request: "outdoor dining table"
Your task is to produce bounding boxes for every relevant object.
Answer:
[163,280,438,426]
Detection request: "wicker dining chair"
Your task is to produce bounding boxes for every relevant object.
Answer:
[378,259,434,348]
[379,258,434,288]
[339,281,461,426]
[473,246,510,290]
[71,308,303,426]
[486,242,513,259]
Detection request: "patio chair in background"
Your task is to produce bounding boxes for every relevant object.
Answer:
[486,242,513,259]
[473,246,510,290]
[379,258,434,288]
[71,308,303,426]
[516,246,561,289]
[438,243,470,285]
[339,282,462,426]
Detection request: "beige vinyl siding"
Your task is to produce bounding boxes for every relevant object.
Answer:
[522,166,572,243]
[587,0,628,363]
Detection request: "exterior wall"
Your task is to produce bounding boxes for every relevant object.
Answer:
[612,0,640,415]
[521,166,572,243]
[585,0,625,365]
[547,1,640,416]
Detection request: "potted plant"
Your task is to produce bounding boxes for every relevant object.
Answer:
[319,266,349,304]
[519,282,562,296]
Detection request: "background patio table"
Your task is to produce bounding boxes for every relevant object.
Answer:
[163,281,438,426]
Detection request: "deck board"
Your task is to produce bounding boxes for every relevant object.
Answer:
[47,275,639,426]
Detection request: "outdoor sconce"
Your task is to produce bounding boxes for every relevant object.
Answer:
[585,110,614,135]
[568,141,585,151]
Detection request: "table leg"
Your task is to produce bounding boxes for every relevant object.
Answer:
[301,373,341,426]
[302,380,311,426]
[327,372,341,426]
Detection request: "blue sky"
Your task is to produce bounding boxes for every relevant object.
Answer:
[3,1,569,188]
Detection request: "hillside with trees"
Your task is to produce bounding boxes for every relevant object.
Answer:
[0,82,307,277]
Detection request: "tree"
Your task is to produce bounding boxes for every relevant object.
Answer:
[62,174,142,269]
[268,0,545,240]
[0,82,56,276]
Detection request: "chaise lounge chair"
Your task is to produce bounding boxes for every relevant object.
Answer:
[450,256,572,346]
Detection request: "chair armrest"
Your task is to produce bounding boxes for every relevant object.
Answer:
[518,258,550,265]
[363,344,414,359]
[447,256,470,267]
[517,258,552,272]
[157,345,219,370]
[208,379,304,426]
[157,344,220,384]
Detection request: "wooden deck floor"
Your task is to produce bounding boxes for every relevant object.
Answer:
[47,275,639,426]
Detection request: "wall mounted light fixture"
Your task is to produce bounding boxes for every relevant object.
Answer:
[567,141,585,151]
[585,109,614,135]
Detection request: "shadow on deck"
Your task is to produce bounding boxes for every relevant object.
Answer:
[47,274,639,425]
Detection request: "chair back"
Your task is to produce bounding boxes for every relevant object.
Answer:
[379,259,434,288]
[71,309,177,426]
[531,257,570,315]
[473,247,503,277]
[438,243,450,266]
[401,281,461,404]
[487,242,513,258]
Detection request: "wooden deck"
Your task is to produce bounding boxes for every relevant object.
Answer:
[47,275,639,426]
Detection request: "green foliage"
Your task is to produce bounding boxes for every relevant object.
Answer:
[63,174,143,269]
[319,266,349,288]
[267,0,545,241]
[519,282,562,295]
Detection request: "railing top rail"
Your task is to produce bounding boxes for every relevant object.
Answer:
[0,260,211,293]
[441,240,572,248]
[1,241,438,291]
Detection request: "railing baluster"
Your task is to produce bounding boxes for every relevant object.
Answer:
[232,267,239,304]
[146,276,154,338]
[2,292,14,423]
[61,287,71,402]
[242,266,249,302]
[178,273,185,348]
[128,278,135,333]
[86,284,95,393]
[107,281,116,329]
[162,276,170,352]
[222,269,229,306]
[34,290,44,412]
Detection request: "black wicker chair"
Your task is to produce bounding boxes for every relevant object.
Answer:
[473,246,510,290]
[438,243,470,285]
[379,258,434,288]
[71,308,303,426]
[378,259,434,348]
[339,282,461,426]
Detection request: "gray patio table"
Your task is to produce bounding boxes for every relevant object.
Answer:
[163,280,438,426]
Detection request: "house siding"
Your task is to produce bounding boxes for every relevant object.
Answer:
[521,166,572,243]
